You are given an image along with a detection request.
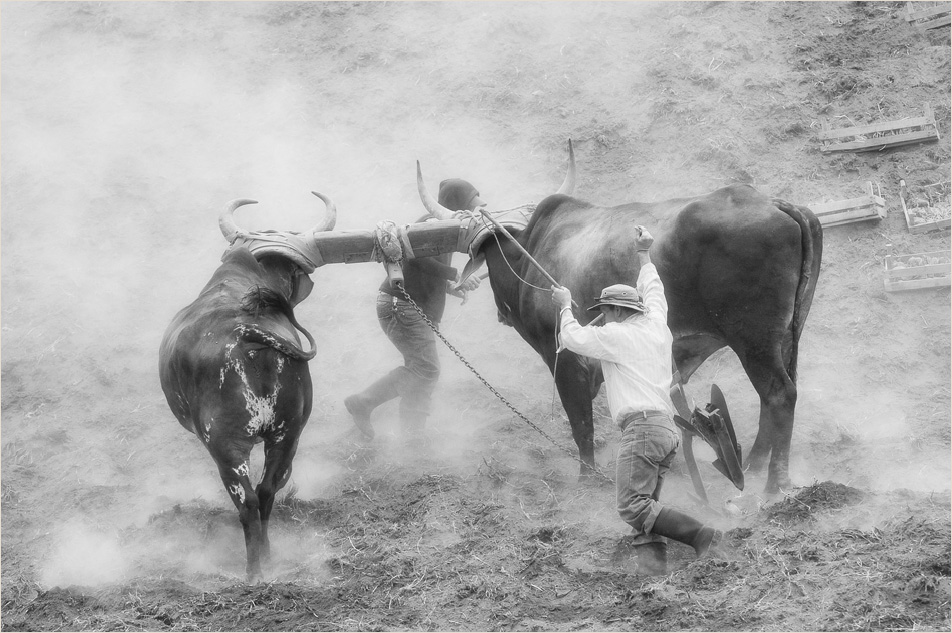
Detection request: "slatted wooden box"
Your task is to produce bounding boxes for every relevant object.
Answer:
[819,104,940,153]
[900,179,952,233]
[905,2,951,29]
[809,182,886,227]
[884,250,951,292]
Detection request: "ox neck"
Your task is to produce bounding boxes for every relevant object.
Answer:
[482,240,524,300]
[255,254,298,299]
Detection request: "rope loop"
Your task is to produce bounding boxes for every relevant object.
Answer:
[374,220,405,263]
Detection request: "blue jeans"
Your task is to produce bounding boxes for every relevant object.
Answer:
[373,293,440,424]
[616,417,680,545]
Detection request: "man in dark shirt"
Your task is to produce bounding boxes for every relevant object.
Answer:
[344,179,483,438]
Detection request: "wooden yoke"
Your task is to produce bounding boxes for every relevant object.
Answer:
[229,209,535,292]
[231,218,471,271]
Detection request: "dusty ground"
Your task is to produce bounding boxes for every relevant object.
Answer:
[2,2,950,631]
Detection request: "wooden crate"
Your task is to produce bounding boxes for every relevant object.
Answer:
[884,249,951,292]
[905,2,951,29]
[900,179,952,233]
[819,103,940,153]
[809,182,886,227]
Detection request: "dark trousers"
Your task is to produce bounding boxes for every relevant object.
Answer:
[357,293,440,425]
[616,413,680,545]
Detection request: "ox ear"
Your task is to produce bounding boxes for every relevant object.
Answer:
[290,271,314,306]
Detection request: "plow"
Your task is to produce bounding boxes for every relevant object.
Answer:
[671,381,745,503]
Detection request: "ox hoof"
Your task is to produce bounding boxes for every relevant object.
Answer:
[246,571,264,584]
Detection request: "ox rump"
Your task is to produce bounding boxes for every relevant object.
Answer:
[159,192,336,583]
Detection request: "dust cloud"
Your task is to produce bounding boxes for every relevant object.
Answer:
[2,1,948,592]
[2,1,628,587]
[40,523,128,588]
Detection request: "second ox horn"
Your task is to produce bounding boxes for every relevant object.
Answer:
[219,191,339,243]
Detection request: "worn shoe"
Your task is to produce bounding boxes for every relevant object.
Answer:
[344,395,375,439]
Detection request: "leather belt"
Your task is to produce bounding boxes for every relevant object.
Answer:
[619,409,666,431]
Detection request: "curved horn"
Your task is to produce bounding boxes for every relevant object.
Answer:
[309,190,338,233]
[555,138,576,196]
[219,199,258,242]
[416,160,456,220]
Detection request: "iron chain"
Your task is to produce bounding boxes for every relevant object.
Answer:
[398,285,614,484]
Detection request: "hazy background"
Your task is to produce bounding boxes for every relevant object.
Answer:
[3,1,664,586]
[2,1,949,592]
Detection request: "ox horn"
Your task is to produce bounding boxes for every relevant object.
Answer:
[555,138,576,196]
[416,160,457,220]
[308,190,338,234]
[219,199,258,243]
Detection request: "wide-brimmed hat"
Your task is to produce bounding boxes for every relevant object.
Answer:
[587,283,647,313]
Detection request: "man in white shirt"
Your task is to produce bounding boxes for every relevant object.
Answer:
[551,226,720,575]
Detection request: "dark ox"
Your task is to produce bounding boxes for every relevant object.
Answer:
[418,146,822,493]
[159,194,335,582]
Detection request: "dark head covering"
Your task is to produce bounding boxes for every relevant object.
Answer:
[438,178,484,211]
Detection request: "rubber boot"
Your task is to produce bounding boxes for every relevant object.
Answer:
[651,507,721,557]
[398,384,434,437]
[632,541,667,575]
[344,378,398,439]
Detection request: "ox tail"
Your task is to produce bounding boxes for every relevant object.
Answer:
[772,198,823,384]
[237,286,317,361]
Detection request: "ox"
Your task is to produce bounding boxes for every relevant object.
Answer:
[417,143,822,493]
[159,193,335,582]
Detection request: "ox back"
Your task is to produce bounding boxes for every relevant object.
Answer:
[159,246,314,581]
[477,183,822,493]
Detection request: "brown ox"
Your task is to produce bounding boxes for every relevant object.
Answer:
[159,193,335,582]
[418,144,822,493]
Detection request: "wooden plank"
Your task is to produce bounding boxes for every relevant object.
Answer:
[826,125,939,147]
[887,249,952,261]
[905,1,916,21]
[809,182,885,227]
[908,216,952,234]
[900,178,951,233]
[918,14,952,28]
[885,276,951,291]
[906,2,950,21]
[852,136,941,152]
[821,128,939,152]
[820,207,884,227]
[907,5,949,20]
[817,116,931,140]
[887,262,951,279]
[812,196,879,214]
[884,248,952,291]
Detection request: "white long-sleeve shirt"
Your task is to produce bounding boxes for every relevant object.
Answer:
[558,263,675,429]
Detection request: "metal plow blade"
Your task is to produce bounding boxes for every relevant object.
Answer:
[672,383,745,496]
